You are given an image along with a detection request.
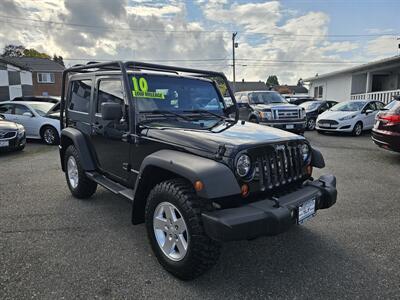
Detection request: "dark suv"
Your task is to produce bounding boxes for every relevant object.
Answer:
[59,61,337,280]
[235,91,306,134]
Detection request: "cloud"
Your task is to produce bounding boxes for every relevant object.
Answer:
[366,36,398,57]
[0,0,393,84]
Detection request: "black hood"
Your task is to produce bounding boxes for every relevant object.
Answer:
[253,103,299,110]
[146,121,304,156]
[0,119,19,131]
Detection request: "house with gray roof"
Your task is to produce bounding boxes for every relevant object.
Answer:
[229,80,268,92]
[1,57,65,98]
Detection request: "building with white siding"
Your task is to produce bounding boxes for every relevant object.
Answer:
[304,55,400,104]
[0,58,33,101]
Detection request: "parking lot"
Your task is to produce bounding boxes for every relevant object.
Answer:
[1,132,399,299]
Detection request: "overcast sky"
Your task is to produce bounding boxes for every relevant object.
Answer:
[0,0,399,84]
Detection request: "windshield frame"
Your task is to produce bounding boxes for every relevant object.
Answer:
[129,73,229,128]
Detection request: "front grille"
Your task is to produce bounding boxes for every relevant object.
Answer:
[274,109,300,120]
[250,143,306,190]
[318,119,338,125]
[0,131,17,140]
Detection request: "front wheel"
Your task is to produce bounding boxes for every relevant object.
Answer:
[306,118,316,130]
[64,145,97,199]
[352,122,363,136]
[145,179,221,280]
[41,126,59,145]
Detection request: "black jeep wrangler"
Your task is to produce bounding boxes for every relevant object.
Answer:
[59,61,337,280]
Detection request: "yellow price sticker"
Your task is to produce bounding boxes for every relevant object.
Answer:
[132,90,165,99]
[132,76,165,99]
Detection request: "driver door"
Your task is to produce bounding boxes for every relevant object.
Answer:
[362,102,377,129]
[90,76,131,184]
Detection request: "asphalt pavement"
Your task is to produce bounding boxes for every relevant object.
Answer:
[1,132,399,299]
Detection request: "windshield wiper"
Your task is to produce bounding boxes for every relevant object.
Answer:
[141,110,192,121]
[183,109,227,120]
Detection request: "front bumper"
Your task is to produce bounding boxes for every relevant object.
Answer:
[316,119,354,132]
[260,120,306,133]
[202,174,337,241]
[0,134,26,152]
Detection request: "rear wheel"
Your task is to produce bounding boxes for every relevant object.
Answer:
[145,179,221,280]
[352,122,363,136]
[41,126,59,145]
[64,145,97,199]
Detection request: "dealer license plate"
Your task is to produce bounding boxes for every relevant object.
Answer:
[286,124,294,129]
[297,198,316,224]
[0,141,9,147]
[321,123,331,127]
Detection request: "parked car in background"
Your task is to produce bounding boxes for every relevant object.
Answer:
[316,100,385,136]
[235,91,306,134]
[285,96,316,105]
[12,96,60,104]
[0,114,26,152]
[0,101,60,145]
[372,98,400,153]
[300,100,338,130]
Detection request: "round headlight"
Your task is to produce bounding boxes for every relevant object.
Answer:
[301,144,310,162]
[236,154,251,177]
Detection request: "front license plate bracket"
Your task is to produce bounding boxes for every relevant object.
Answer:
[297,197,316,224]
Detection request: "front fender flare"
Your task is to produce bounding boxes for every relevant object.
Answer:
[134,150,241,199]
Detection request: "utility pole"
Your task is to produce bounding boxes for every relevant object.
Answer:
[232,32,238,92]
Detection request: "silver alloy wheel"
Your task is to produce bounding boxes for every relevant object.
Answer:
[307,118,316,130]
[153,202,189,261]
[67,156,79,189]
[43,128,55,144]
[355,123,362,136]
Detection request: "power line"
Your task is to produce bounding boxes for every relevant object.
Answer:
[0,14,398,37]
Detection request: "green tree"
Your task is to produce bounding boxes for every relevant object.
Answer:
[2,44,25,57]
[266,75,279,87]
[53,54,65,66]
[23,48,51,59]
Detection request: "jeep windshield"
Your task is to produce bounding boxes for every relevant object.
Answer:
[130,74,228,128]
[249,92,287,105]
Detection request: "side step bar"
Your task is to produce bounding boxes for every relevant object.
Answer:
[85,171,134,202]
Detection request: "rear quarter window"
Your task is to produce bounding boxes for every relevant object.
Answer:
[68,80,92,113]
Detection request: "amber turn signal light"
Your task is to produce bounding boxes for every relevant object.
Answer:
[241,184,249,197]
[306,165,313,176]
[194,180,204,192]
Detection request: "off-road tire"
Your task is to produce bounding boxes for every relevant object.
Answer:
[352,121,363,136]
[145,178,221,280]
[64,145,97,199]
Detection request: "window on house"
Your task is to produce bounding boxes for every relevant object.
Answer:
[318,86,323,98]
[68,80,92,113]
[314,87,318,98]
[37,73,55,84]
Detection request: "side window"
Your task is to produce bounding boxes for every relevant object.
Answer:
[0,104,14,114]
[367,102,376,111]
[375,102,384,110]
[14,104,31,115]
[96,79,124,114]
[69,80,92,113]
[241,94,249,103]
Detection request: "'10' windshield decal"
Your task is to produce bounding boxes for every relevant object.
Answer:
[131,77,165,99]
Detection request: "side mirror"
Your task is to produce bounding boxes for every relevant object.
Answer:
[101,102,122,120]
[365,109,373,115]
[22,111,33,117]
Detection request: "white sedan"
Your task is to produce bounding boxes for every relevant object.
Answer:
[0,101,60,145]
[316,100,385,136]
